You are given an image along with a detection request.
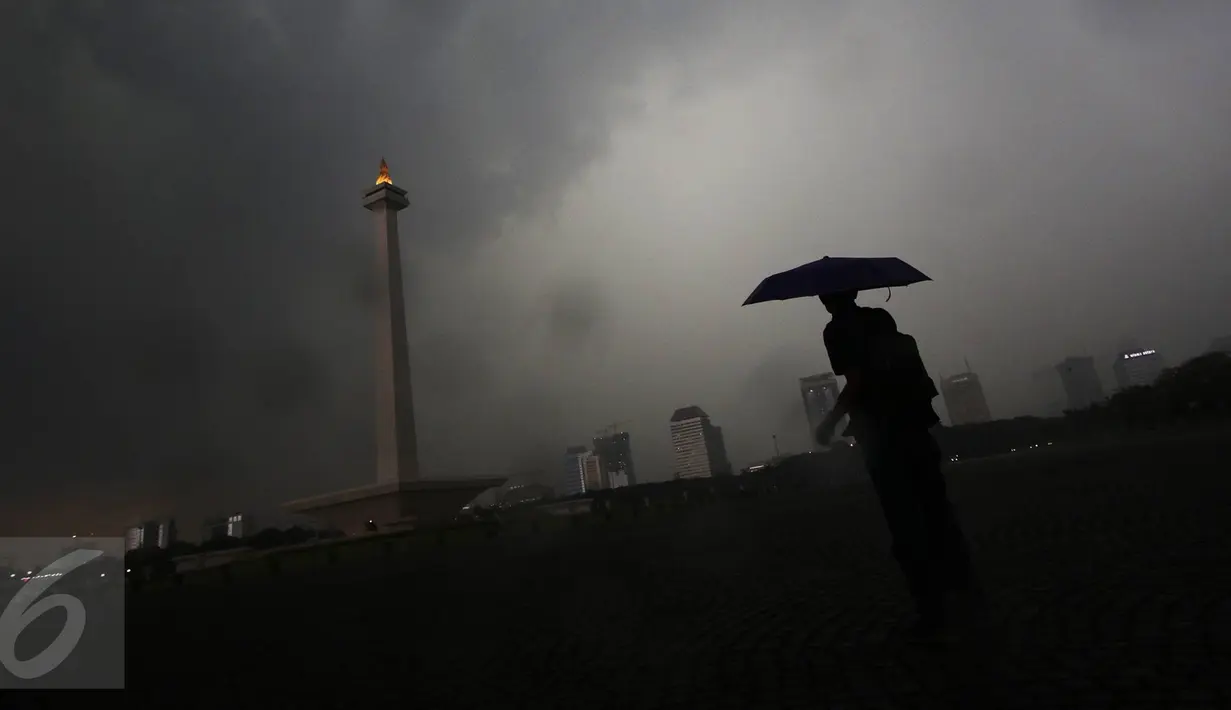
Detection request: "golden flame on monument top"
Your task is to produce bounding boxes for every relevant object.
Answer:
[375,158,393,186]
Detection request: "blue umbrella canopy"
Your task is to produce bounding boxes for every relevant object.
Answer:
[742,256,931,306]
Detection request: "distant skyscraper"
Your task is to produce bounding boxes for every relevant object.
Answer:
[124,526,142,552]
[125,518,177,551]
[1112,348,1165,390]
[1030,366,1067,417]
[800,373,843,439]
[669,406,731,479]
[940,368,993,425]
[582,453,605,492]
[1207,335,1231,355]
[1056,356,1105,411]
[202,513,252,541]
[562,446,590,497]
[158,520,176,548]
[592,431,637,487]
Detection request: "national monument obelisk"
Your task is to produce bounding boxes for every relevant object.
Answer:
[366,159,419,485]
[283,160,504,533]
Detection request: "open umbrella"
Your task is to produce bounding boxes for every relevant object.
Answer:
[742,256,931,306]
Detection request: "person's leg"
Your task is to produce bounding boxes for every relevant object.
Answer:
[862,439,944,623]
[905,430,976,593]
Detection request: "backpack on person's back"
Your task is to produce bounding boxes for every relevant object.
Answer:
[862,325,942,431]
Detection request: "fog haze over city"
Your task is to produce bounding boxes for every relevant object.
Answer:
[3,1,1230,534]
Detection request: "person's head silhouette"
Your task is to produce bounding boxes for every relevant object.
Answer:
[819,290,859,316]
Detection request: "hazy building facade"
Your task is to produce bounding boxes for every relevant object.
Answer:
[582,453,605,492]
[562,446,590,497]
[669,406,732,480]
[940,371,992,425]
[1056,356,1105,411]
[592,431,637,487]
[1112,348,1165,390]
[800,373,840,435]
[202,513,252,541]
[1029,366,1067,417]
[125,518,177,551]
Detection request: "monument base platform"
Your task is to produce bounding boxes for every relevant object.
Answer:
[283,478,506,535]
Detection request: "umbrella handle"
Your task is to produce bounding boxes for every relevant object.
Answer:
[885,287,892,302]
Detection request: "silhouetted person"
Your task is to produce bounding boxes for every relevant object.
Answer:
[814,290,979,640]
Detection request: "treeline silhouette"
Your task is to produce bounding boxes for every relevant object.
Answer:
[935,351,1231,460]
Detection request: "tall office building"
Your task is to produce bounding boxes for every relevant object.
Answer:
[125,518,177,552]
[592,431,637,487]
[1029,366,1067,417]
[800,373,843,439]
[940,369,992,425]
[202,513,252,541]
[125,526,143,552]
[669,406,732,480]
[1056,356,1105,411]
[1112,348,1165,390]
[582,453,605,492]
[562,446,590,497]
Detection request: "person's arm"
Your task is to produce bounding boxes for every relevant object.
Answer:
[819,322,863,440]
[822,369,862,432]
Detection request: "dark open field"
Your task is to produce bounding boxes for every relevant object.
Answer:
[120,428,1231,708]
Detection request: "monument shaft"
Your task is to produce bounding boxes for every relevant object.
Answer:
[364,172,418,484]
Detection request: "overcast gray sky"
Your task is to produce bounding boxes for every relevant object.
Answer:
[3,1,1230,535]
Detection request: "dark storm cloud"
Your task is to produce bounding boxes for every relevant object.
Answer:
[1,0,784,532]
[737,344,824,455]
[3,1,1230,534]
[1077,0,1226,33]
[243,344,331,414]
[543,277,610,344]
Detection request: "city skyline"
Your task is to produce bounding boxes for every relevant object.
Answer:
[114,331,1214,535]
[109,335,1222,535]
[5,2,1231,535]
